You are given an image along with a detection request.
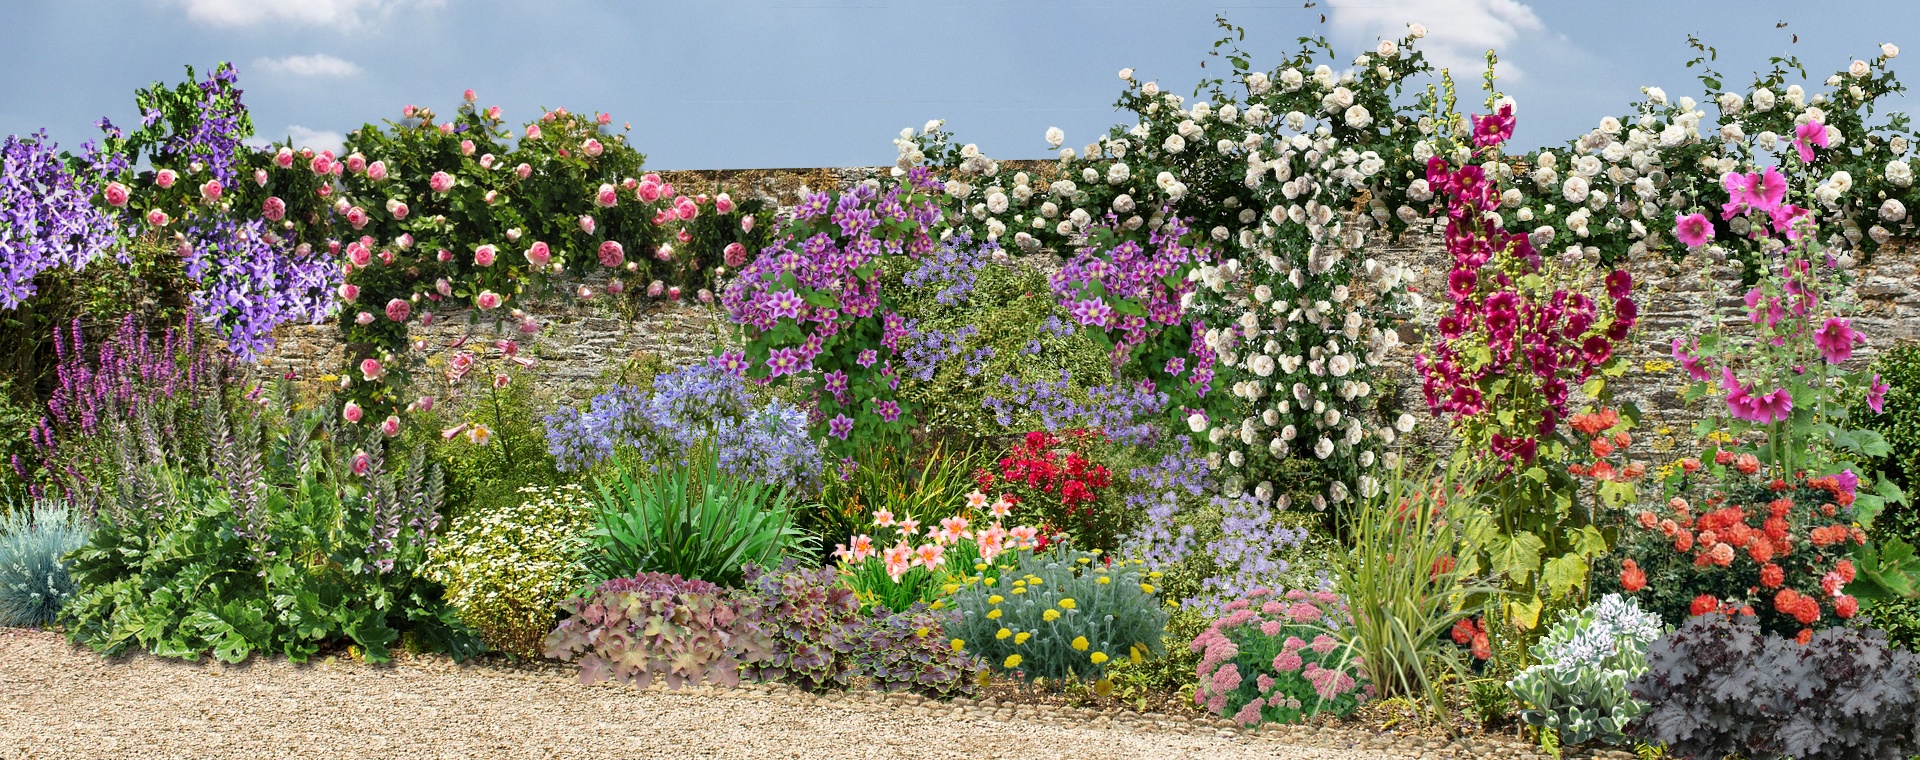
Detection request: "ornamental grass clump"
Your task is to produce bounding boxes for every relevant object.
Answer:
[585,444,810,588]
[943,547,1167,687]
[424,484,595,658]
[543,572,771,689]
[0,499,90,628]
[1629,613,1920,760]
[1190,588,1371,727]
[1506,594,1664,746]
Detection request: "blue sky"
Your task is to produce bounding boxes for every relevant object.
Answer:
[3,0,1915,169]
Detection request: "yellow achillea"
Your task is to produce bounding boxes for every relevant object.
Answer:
[950,638,965,651]
[1090,652,1109,664]
[1014,632,1031,644]
[988,595,1004,604]
[1057,598,1076,609]
[987,609,1002,619]
[996,628,1012,640]
[1071,636,1089,651]
[1042,609,1061,621]
[1004,654,1023,668]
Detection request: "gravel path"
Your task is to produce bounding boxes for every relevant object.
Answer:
[0,628,1466,760]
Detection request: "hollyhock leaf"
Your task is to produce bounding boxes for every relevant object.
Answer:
[1542,553,1589,601]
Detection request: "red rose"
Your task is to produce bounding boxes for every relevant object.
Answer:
[1690,594,1721,616]
[1835,595,1859,619]
[1620,560,1647,593]
[1760,564,1785,588]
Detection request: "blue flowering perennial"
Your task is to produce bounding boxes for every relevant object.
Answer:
[0,132,121,309]
[545,363,822,492]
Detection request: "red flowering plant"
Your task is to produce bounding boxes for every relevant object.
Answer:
[973,430,1126,551]
[1417,87,1633,630]
[1610,456,1868,642]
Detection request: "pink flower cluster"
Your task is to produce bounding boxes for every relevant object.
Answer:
[832,491,1039,582]
[1416,111,1632,464]
[1190,588,1370,727]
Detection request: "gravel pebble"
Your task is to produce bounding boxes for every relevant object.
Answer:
[0,628,1433,759]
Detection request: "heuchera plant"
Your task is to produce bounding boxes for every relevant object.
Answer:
[735,561,861,692]
[543,572,771,688]
[1190,588,1372,727]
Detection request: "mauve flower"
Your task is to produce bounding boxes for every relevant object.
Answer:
[386,298,410,322]
[430,171,454,193]
[597,240,625,267]
[262,196,286,221]
[476,290,502,309]
[1674,212,1714,248]
[343,401,364,423]
[155,168,178,188]
[200,179,223,202]
[366,160,388,181]
[1813,317,1861,364]
[474,244,497,267]
[525,241,551,266]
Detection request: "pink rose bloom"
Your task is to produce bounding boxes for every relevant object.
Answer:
[674,196,698,221]
[741,215,755,233]
[647,280,665,298]
[579,215,596,234]
[435,278,452,296]
[655,244,674,261]
[377,248,395,266]
[338,283,359,301]
[310,154,333,174]
[723,242,748,267]
[460,139,475,156]
[366,160,387,181]
[715,193,735,214]
[350,450,372,474]
[463,88,477,103]
[476,290,502,310]
[606,279,625,294]
[651,209,672,226]
[667,286,682,301]
[525,241,551,267]
[479,153,495,169]
[436,249,453,262]
[438,122,454,136]
[347,243,372,268]
[471,244,496,267]
[100,181,131,207]
[483,190,497,204]
[380,416,402,437]
[346,153,367,174]
[155,168,178,189]
[316,184,332,198]
[525,124,542,139]
[516,163,532,179]
[420,312,435,325]
[518,318,539,334]
[253,168,269,187]
[360,358,384,381]
[275,148,295,168]
[696,288,713,304]
[343,401,365,423]
[597,112,612,125]
[200,180,224,202]
[385,298,410,322]
[346,206,368,229]
[386,198,409,220]
[430,171,454,193]
[583,139,603,157]
[396,233,414,249]
[595,183,618,208]
[636,180,662,203]
[1814,317,1861,364]
[597,240,625,267]
[675,228,693,244]
[1674,212,1714,249]
[486,105,501,120]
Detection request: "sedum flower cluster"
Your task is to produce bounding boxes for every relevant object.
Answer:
[1191,588,1371,727]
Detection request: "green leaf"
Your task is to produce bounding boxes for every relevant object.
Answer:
[1488,530,1546,585]
[1572,525,1610,558]
[1542,553,1589,601]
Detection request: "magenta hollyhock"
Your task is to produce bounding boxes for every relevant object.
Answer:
[1792,119,1830,163]
[1812,317,1861,364]
[1869,373,1890,413]
[1674,212,1714,248]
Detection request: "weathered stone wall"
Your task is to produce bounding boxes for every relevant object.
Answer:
[261,166,1920,439]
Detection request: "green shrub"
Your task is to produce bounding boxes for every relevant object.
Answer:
[1191,589,1372,726]
[1103,605,1209,709]
[0,499,90,627]
[543,572,770,688]
[586,447,810,587]
[1330,457,1497,722]
[424,484,595,658]
[1858,342,1920,650]
[1507,594,1664,746]
[945,547,1167,685]
[417,376,564,521]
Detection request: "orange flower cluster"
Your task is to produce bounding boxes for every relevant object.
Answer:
[1566,408,1647,480]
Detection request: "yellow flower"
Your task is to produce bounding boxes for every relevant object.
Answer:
[996,628,1012,640]
[1097,576,1112,585]
[1148,571,1164,579]
[987,609,1002,619]
[1071,636,1089,651]
[1004,654,1023,668]
[951,638,965,651]
[1090,651,1109,664]
[1094,678,1113,697]
[988,595,1004,605]
[1043,609,1061,621]
[1130,645,1143,665]
[1014,632,1031,644]
[1011,587,1027,595]
[1140,583,1156,594]
[975,563,988,571]
[915,627,930,638]
[1076,557,1091,564]
[1057,598,1076,609]
[930,600,945,610]
[984,577,996,586]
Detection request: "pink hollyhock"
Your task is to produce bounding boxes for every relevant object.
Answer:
[1470,103,1515,147]
[385,298,410,322]
[597,240,625,267]
[1813,317,1861,364]
[429,171,454,193]
[1869,373,1890,413]
[1793,120,1830,163]
[1674,212,1714,248]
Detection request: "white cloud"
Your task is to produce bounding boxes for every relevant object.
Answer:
[166,0,438,28]
[253,54,361,78]
[246,126,348,156]
[1328,0,1546,80]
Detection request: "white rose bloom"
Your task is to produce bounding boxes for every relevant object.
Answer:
[1885,43,1901,59]
[1268,438,1289,457]
[1331,86,1355,109]
[1407,178,1432,201]
[1396,413,1416,433]
[1893,136,1909,155]
[1044,127,1064,148]
[1345,104,1372,128]
[1888,160,1914,187]
[1082,167,1100,183]
[1247,71,1271,94]
[986,191,1009,214]
[1314,437,1334,460]
[1575,154,1602,177]
[1644,86,1667,105]
[1757,130,1779,151]
[1328,354,1354,377]
[1163,134,1186,153]
[1829,170,1854,194]
[1118,67,1134,80]
[1058,147,1075,160]
[1409,23,1426,38]
[1068,207,1091,228]
[1717,92,1744,115]
[1143,81,1160,97]
[1156,171,1177,190]
[1562,175,1591,203]
[1852,59,1872,78]
[1752,87,1776,111]
[1659,124,1689,148]
[1881,198,1907,222]
[1040,201,1059,218]
[1112,193,1135,213]
[1280,68,1304,91]
[1786,84,1805,107]
[1721,122,1745,142]
[1251,354,1276,377]
[1186,413,1208,432]
[1378,39,1398,58]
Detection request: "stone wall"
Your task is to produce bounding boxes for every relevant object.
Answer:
[261,166,1920,441]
